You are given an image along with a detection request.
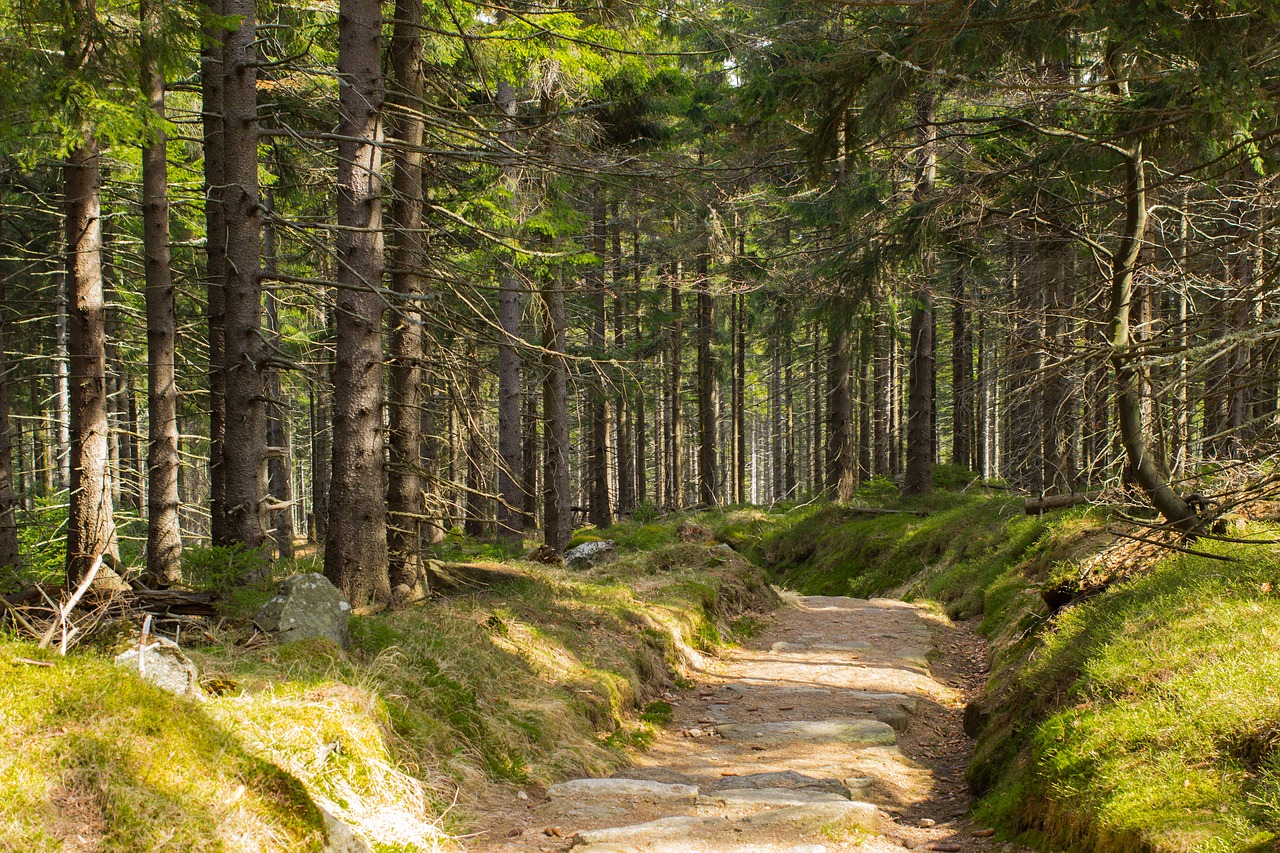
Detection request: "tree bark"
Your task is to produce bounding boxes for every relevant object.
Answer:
[65,132,120,586]
[950,266,974,471]
[141,0,182,582]
[668,261,683,508]
[587,191,612,526]
[542,271,571,552]
[495,79,524,541]
[613,207,635,516]
[825,319,854,500]
[220,0,267,548]
[904,90,936,497]
[0,236,18,572]
[201,0,227,543]
[696,240,717,507]
[388,0,429,592]
[325,0,389,605]
[1109,145,1196,529]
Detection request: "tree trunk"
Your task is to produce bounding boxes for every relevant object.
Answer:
[857,318,873,481]
[873,300,891,477]
[464,351,486,537]
[522,375,539,531]
[1041,239,1078,494]
[201,0,227,543]
[495,79,524,541]
[587,192,612,527]
[542,271,571,552]
[0,241,18,572]
[826,320,854,500]
[325,0,388,605]
[1109,145,1196,529]
[140,6,182,582]
[388,0,429,593]
[632,223,647,510]
[904,90,936,497]
[65,132,120,586]
[696,244,717,507]
[220,0,267,548]
[613,208,635,516]
[951,266,974,471]
[668,262,683,508]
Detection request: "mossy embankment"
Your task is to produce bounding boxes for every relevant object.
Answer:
[0,533,776,852]
[755,482,1280,851]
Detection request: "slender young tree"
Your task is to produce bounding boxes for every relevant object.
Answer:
[0,227,17,573]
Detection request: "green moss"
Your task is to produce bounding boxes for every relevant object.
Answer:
[0,643,324,852]
[757,491,1280,851]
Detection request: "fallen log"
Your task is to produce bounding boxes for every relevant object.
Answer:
[844,506,930,518]
[1024,492,1100,515]
[424,561,531,595]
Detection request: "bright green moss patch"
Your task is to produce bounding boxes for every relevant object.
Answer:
[754,488,1280,851]
[0,642,324,853]
[1,523,775,852]
[975,535,1280,850]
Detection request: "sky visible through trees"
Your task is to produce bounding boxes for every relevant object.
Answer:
[1,0,1279,604]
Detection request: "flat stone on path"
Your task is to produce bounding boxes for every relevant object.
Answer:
[716,719,897,746]
[739,800,880,834]
[707,770,848,795]
[700,788,850,809]
[575,816,725,846]
[548,778,699,804]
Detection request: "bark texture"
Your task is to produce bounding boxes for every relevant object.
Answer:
[388,0,429,593]
[220,0,267,548]
[325,0,389,605]
[141,0,182,582]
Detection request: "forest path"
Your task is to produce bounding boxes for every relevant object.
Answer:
[467,595,1032,853]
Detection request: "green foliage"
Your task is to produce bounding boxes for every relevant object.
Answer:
[181,544,266,592]
[1,494,68,592]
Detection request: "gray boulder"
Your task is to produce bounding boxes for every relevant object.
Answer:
[254,573,352,648]
[114,635,202,698]
[564,540,618,570]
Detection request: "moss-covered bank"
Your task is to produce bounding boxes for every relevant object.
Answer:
[1,535,776,852]
[757,488,1280,852]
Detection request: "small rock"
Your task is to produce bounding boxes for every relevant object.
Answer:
[564,540,618,570]
[506,828,523,837]
[926,844,962,852]
[114,636,201,698]
[525,544,563,565]
[677,520,713,542]
[516,790,528,800]
[972,828,996,837]
[253,573,352,648]
[874,705,910,732]
[543,826,563,837]
[918,818,936,827]
[320,808,371,853]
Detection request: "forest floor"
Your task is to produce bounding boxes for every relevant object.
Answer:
[466,593,1037,853]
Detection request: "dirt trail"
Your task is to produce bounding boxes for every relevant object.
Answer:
[467,595,1034,852]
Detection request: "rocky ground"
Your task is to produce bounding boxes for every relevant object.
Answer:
[466,594,1039,853]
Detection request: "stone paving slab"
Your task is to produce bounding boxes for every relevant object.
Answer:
[715,719,897,746]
